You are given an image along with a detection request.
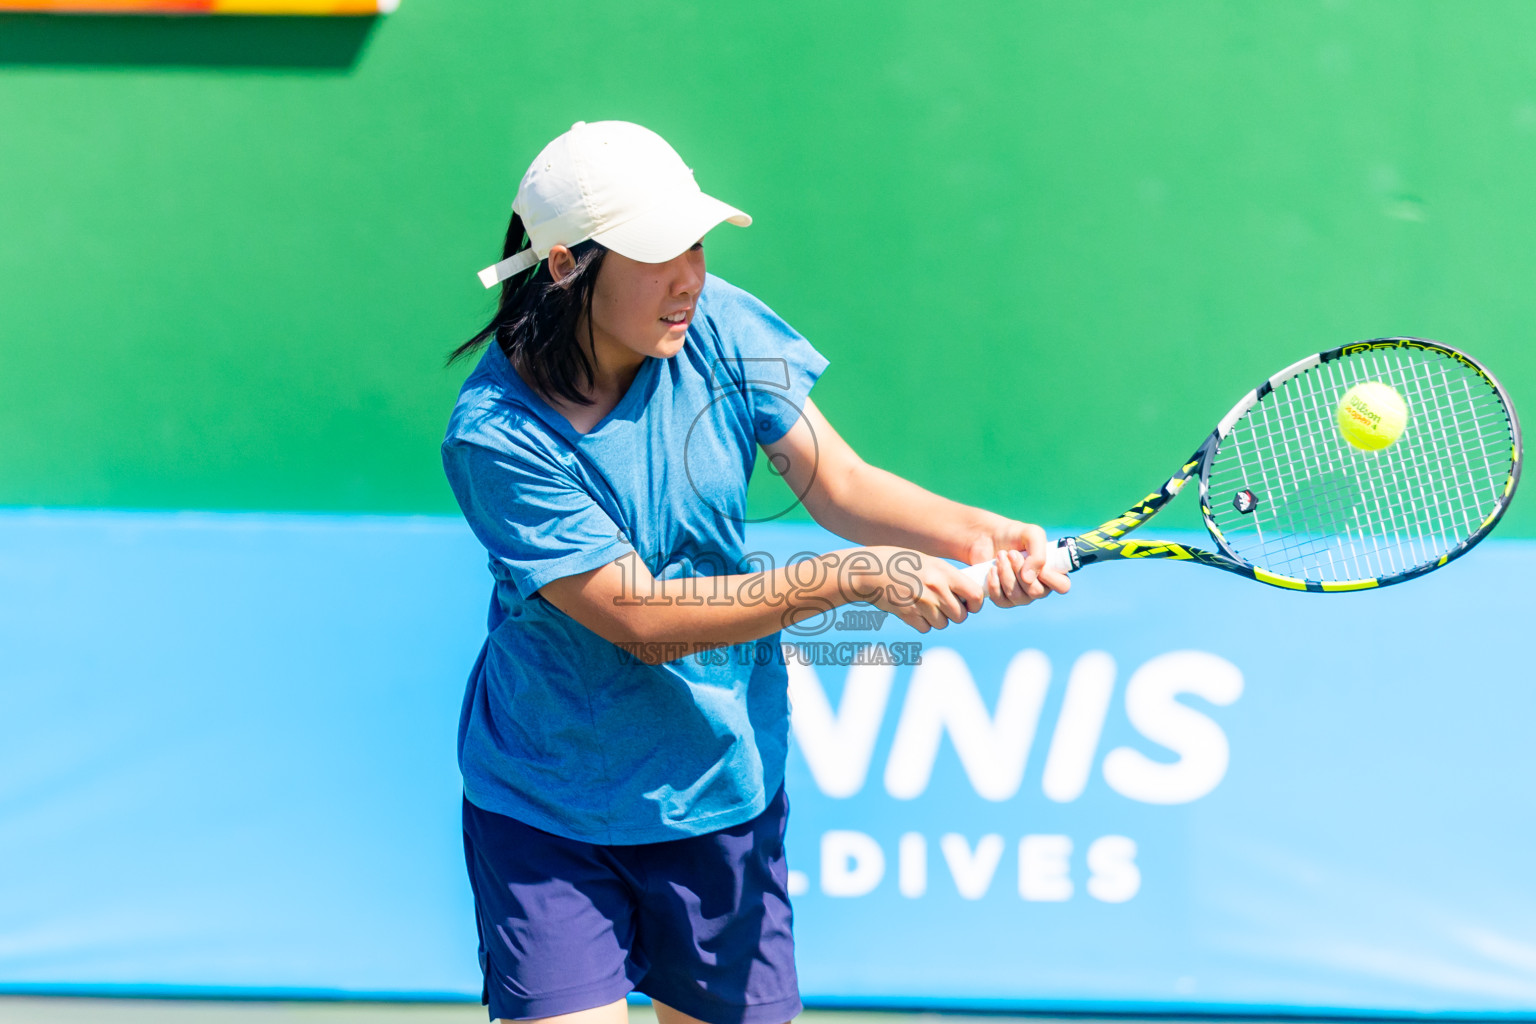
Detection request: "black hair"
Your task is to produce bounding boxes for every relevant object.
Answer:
[448,213,609,407]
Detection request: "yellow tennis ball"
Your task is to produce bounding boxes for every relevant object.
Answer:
[1337,381,1408,450]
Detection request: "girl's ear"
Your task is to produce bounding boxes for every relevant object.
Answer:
[547,245,575,283]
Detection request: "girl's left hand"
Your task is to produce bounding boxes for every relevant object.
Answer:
[965,519,1072,608]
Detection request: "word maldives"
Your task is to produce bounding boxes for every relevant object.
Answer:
[615,640,922,666]
[789,830,1141,902]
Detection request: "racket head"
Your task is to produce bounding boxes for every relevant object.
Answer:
[1197,338,1521,591]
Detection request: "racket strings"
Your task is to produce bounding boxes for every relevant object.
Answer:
[1206,346,1513,582]
[1285,355,1494,578]
[1234,354,1503,578]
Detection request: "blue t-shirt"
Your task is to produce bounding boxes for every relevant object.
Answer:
[442,274,828,844]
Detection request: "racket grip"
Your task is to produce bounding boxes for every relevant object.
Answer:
[960,538,1076,587]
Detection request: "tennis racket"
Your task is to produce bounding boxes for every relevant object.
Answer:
[963,337,1521,592]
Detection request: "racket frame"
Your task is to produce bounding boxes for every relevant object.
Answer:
[1056,337,1522,592]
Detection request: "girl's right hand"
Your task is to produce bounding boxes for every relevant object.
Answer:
[855,546,986,633]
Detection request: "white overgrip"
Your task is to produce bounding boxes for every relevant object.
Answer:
[959,539,1074,587]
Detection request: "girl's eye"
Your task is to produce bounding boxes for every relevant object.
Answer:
[689,240,705,251]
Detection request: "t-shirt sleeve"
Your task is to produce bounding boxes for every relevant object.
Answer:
[702,277,829,444]
[442,439,633,599]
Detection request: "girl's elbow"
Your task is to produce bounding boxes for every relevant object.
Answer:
[803,461,866,527]
[600,614,675,664]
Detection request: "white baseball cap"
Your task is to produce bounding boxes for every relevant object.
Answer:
[477,121,752,289]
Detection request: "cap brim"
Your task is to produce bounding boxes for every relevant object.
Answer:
[591,191,751,264]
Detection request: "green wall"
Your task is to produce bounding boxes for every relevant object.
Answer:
[4,1,1536,534]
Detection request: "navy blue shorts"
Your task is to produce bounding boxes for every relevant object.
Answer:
[462,787,800,1024]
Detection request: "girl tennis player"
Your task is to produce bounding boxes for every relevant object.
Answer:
[443,120,1069,1024]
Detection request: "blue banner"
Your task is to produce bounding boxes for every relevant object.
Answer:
[2,510,1534,1015]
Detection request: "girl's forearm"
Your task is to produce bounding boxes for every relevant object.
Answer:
[806,460,999,561]
[603,548,890,662]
